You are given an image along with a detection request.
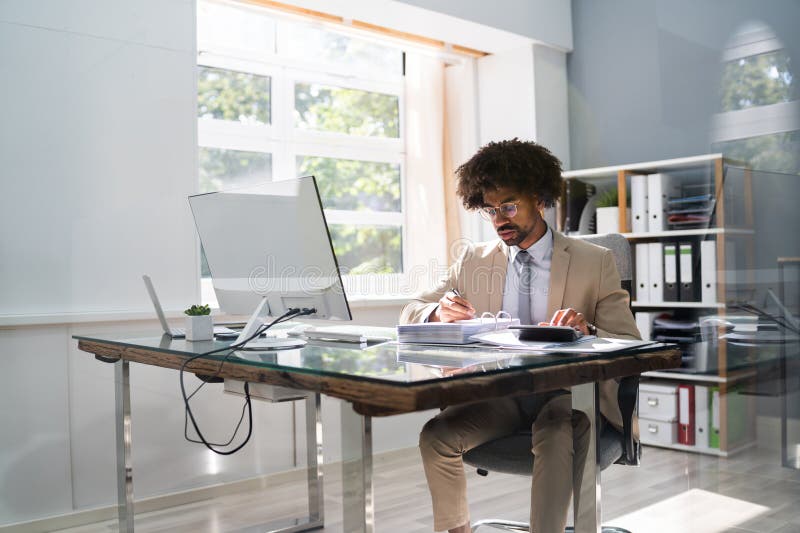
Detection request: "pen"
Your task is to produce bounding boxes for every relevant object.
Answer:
[451,287,476,316]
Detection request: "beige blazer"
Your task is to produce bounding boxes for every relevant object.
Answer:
[399,230,642,431]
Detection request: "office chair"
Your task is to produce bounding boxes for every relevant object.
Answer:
[463,233,638,533]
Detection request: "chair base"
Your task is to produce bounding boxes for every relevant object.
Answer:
[472,519,528,532]
[472,519,631,533]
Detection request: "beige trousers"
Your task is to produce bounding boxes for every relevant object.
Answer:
[418,393,592,533]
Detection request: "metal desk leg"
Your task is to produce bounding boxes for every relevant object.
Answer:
[306,393,325,526]
[115,359,134,533]
[571,381,601,533]
[240,393,324,533]
[340,402,374,533]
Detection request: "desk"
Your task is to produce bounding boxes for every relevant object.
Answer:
[75,334,680,533]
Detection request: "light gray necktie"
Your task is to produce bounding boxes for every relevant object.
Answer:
[516,250,534,325]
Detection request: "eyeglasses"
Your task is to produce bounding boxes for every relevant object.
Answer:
[479,203,518,221]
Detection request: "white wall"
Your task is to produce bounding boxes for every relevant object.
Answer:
[477,45,537,145]
[0,0,199,322]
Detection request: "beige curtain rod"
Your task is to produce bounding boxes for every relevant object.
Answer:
[238,0,489,58]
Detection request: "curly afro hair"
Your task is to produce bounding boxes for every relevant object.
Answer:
[455,138,563,210]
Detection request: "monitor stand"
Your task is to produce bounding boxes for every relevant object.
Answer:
[235,296,307,350]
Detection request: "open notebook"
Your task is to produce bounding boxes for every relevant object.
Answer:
[397,314,519,345]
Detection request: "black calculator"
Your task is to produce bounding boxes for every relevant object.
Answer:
[509,325,583,342]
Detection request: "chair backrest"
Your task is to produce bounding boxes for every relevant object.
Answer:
[580,233,633,298]
[580,233,640,465]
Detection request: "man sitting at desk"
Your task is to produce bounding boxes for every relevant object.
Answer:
[399,138,640,533]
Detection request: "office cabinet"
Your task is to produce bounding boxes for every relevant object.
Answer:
[640,419,679,447]
[639,382,678,421]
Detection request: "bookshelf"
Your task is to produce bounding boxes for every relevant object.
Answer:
[562,154,756,457]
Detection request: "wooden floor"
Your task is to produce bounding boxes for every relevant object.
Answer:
[55,445,800,533]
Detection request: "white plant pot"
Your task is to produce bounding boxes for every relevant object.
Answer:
[185,315,213,341]
[596,207,630,234]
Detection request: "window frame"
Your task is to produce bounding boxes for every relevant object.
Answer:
[196,3,408,302]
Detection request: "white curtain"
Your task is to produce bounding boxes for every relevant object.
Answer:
[404,52,448,279]
[404,53,482,295]
[444,57,481,256]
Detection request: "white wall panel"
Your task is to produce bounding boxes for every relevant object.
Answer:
[0,10,198,320]
[532,44,570,168]
[0,326,73,524]
[477,45,537,146]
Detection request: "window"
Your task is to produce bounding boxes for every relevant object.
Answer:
[714,23,799,175]
[197,0,405,297]
[720,49,794,112]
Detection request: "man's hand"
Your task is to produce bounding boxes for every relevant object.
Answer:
[539,308,590,335]
[431,291,476,323]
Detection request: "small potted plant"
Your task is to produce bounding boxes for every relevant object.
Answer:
[595,188,630,234]
[184,304,213,341]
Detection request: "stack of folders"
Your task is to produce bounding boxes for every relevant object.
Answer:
[397,317,519,345]
[634,240,717,304]
[678,384,745,451]
[631,173,678,233]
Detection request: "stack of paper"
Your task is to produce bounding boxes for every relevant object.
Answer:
[666,194,715,229]
[397,318,519,345]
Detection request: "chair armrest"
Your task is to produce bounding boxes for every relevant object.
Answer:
[616,375,641,466]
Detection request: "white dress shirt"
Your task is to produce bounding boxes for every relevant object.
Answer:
[502,225,553,324]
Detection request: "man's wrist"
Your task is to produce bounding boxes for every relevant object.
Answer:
[587,322,597,335]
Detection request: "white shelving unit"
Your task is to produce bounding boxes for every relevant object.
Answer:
[642,440,757,458]
[622,228,754,239]
[562,154,756,457]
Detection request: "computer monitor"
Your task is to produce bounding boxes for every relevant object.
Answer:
[188,176,351,348]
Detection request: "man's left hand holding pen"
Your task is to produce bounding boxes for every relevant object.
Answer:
[430,287,476,323]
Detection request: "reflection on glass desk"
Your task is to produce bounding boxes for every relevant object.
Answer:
[84,334,674,387]
[645,313,800,380]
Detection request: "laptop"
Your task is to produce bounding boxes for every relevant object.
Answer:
[143,275,237,338]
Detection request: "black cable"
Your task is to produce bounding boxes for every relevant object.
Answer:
[180,309,305,454]
[182,311,308,447]
[733,302,797,332]
[183,351,246,447]
[728,302,800,335]
[179,307,316,455]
